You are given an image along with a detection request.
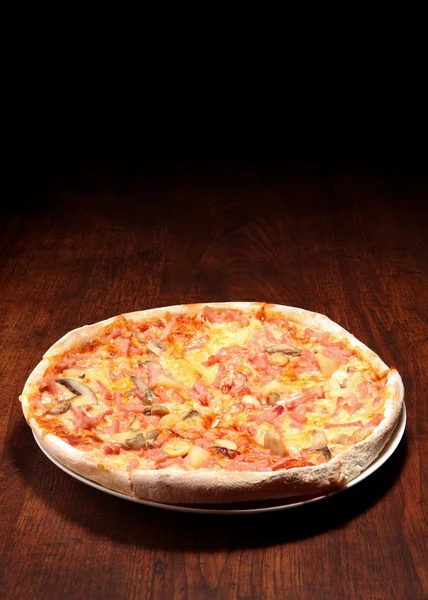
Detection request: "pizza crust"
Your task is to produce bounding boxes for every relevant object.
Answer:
[31,420,133,496]
[20,302,405,504]
[130,463,345,504]
[330,370,404,481]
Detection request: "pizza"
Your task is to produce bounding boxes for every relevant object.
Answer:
[19,302,404,504]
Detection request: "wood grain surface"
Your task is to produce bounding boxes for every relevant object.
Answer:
[1,125,427,599]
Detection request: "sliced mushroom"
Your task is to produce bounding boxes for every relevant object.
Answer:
[145,429,160,448]
[150,404,170,417]
[213,439,237,451]
[322,446,332,459]
[131,376,155,404]
[183,409,200,420]
[215,447,237,459]
[56,378,98,405]
[307,429,328,451]
[146,429,160,441]
[125,433,146,450]
[138,360,162,369]
[265,344,301,356]
[147,339,165,356]
[266,392,281,405]
[48,400,71,415]
[267,352,289,366]
[263,431,286,456]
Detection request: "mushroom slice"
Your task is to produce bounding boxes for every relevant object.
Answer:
[56,378,98,405]
[214,447,237,459]
[131,376,155,404]
[48,401,71,415]
[321,446,332,459]
[213,439,238,451]
[145,429,160,442]
[150,404,170,417]
[183,409,200,420]
[145,430,160,448]
[265,344,301,356]
[307,429,328,451]
[263,431,286,456]
[138,360,162,369]
[147,339,165,356]
[125,433,146,450]
[266,392,281,405]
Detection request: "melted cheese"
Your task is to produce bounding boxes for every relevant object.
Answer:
[29,306,390,471]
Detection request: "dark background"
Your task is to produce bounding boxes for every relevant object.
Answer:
[2,74,427,599]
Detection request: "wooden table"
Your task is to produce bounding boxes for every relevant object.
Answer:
[1,129,427,599]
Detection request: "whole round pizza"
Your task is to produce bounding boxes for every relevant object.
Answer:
[20,303,404,504]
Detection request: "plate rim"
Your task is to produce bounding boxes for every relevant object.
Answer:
[32,403,407,515]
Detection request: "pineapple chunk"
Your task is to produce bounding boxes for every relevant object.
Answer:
[187,445,210,468]
[158,413,182,428]
[162,439,192,457]
[316,353,338,378]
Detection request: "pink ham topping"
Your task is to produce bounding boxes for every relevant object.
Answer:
[250,404,284,423]
[189,381,213,406]
[286,387,324,409]
[160,317,177,341]
[71,405,112,430]
[293,350,320,374]
[319,340,354,364]
[203,306,249,325]
[38,376,59,396]
[185,335,208,350]
[332,394,363,417]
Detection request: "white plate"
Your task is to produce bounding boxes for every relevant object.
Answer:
[34,404,406,515]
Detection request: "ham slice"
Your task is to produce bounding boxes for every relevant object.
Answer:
[94,380,113,402]
[38,376,59,396]
[285,387,324,409]
[118,337,130,356]
[293,350,320,374]
[304,328,331,343]
[203,347,246,367]
[185,335,209,350]
[189,381,213,406]
[160,318,177,341]
[71,405,112,430]
[203,306,224,323]
[363,414,384,430]
[203,306,248,325]
[250,405,284,423]
[320,340,354,364]
[52,356,77,374]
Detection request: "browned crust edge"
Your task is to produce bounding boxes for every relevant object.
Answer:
[31,420,132,496]
[20,302,405,504]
